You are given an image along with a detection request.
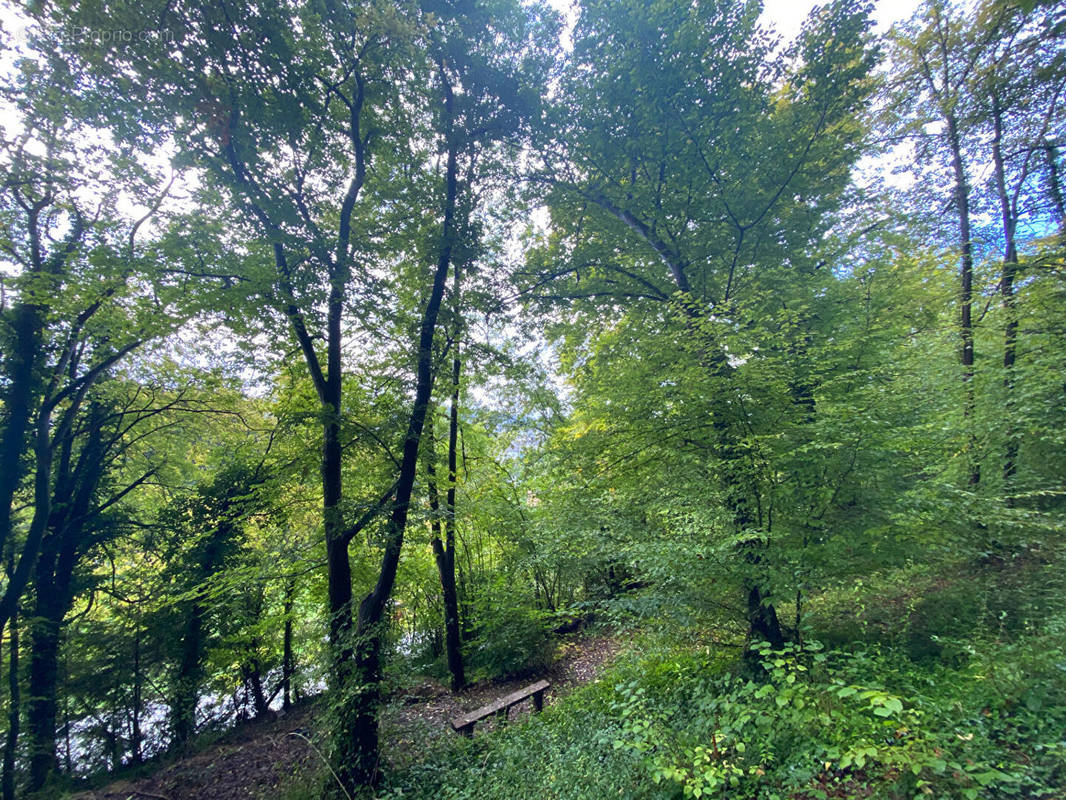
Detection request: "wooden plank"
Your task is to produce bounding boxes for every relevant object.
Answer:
[450,679,551,730]
[455,679,550,724]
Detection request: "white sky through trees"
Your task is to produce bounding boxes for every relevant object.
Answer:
[760,0,923,37]
[544,0,925,50]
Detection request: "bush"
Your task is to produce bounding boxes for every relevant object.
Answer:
[469,601,555,681]
[378,622,1066,800]
[377,553,1066,800]
[607,636,1066,800]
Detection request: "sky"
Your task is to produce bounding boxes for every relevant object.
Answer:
[760,0,924,37]
[543,0,926,47]
[0,0,928,71]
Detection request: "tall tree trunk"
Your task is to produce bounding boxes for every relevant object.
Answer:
[698,343,784,659]
[26,514,81,792]
[441,287,465,691]
[282,578,295,711]
[0,406,58,638]
[946,113,980,487]
[718,433,785,657]
[23,402,111,789]
[0,213,85,639]
[340,65,459,790]
[2,604,19,800]
[323,394,352,656]
[26,601,61,792]
[747,584,784,646]
[427,413,465,691]
[244,663,268,719]
[0,302,43,575]
[105,715,119,772]
[240,594,269,719]
[990,99,1020,504]
[322,378,359,773]
[427,250,467,693]
[171,597,204,750]
[131,631,143,764]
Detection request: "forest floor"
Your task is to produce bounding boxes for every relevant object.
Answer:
[69,631,622,800]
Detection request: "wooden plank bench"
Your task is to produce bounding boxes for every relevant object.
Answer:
[450,679,550,736]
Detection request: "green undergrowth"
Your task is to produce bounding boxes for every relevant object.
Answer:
[368,555,1066,800]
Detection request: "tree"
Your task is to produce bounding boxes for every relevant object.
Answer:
[1,553,18,800]
[158,461,270,750]
[47,0,555,786]
[885,0,1066,500]
[425,399,466,690]
[526,0,878,654]
[968,0,1066,499]
[51,0,441,783]
[0,45,188,642]
[415,0,558,693]
[886,1,989,489]
[23,385,182,789]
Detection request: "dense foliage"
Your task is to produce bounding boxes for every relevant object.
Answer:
[0,0,1064,798]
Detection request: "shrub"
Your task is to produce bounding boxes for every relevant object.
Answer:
[469,601,555,681]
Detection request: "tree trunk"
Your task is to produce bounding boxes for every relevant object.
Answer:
[716,426,785,657]
[747,584,785,648]
[321,353,364,790]
[0,406,58,638]
[131,631,143,764]
[0,210,85,640]
[323,401,353,654]
[282,578,295,711]
[946,113,980,487]
[341,66,460,789]
[22,401,112,789]
[990,99,1019,504]
[1046,141,1065,229]
[171,597,204,749]
[428,450,465,692]
[27,604,61,791]
[440,275,466,691]
[424,251,466,693]
[26,511,81,792]
[245,664,268,719]
[0,307,40,571]
[435,546,464,692]
[0,301,43,576]
[240,593,269,719]
[2,605,19,800]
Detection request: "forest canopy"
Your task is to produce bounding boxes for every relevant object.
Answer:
[1,0,1064,798]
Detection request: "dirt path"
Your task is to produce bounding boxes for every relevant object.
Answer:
[72,632,621,800]
[384,633,622,765]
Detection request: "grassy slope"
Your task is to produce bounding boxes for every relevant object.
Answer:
[370,548,1066,800]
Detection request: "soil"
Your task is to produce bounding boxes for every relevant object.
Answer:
[70,632,622,800]
[67,704,319,800]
